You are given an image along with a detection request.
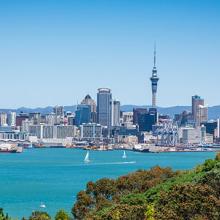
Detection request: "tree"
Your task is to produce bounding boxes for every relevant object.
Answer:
[0,208,10,220]
[72,191,93,220]
[29,211,51,220]
[154,184,220,220]
[55,210,69,220]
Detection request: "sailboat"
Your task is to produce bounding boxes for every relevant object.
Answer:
[84,151,90,163]
[122,150,127,159]
[40,202,46,208]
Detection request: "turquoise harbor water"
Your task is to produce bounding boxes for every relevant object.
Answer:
[0,149,216,218]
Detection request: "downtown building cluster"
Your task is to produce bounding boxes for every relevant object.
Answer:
[0,49,219,149]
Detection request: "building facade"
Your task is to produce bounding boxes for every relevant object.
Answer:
[97,88,112,128]
[80,123,102,140]
[112,100,120,127]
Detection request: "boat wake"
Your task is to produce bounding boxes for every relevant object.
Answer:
[83,161,136,166]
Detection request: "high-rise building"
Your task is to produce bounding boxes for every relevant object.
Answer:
[7,112,16,127]
[138,109,157,132]
[150,45,159,108]
[192,95,208,126]
[192,95,204,120]
[0,113,8,126]
[97,88,112,128]
[75,105,91,126]
[81,94,97,123]
[53,106,64,125]
[197,105,208,125]
[133,108,148,125]
[112,100,120,126]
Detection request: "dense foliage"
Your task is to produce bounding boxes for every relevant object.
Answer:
[72,153,220,220]
[0,208,11,220]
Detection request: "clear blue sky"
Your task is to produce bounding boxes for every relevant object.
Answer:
[0,0,219,108]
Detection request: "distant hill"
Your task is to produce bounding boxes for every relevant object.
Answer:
[0,105,220,120]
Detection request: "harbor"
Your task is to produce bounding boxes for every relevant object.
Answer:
[1,139,220,154]
[0,147,217,218]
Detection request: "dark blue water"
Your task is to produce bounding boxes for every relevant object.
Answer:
[0,148,216,218]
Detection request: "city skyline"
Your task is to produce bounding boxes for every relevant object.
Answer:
[0,0,220,108]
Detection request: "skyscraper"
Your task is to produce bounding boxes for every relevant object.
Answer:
[150,45,159,108]
[97,88,112,128]
[7,112,16,127]
[192,95,208,126]
[81,94,97,123]
[53,105,64,125]
[192,95,204,120]
[75,105,91,126]
[0,112,8,127]
[112,100,120,126]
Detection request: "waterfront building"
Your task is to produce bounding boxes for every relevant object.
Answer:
[80,123,102,141]
[81,94,97,123]
[112,100,121,127]
[97,88,112,128]
[29,125,42,139]
[150,45,159,108]
[56,125,77,139]
[28,124,77,139]
[182,127,201,144]
[0,112,8,127]
[7,112,16,127]
[118,135,138,144]
[0,129,28,140]
[75,105,91,126]
[42,125,54,139]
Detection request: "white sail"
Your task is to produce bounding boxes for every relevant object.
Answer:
[84,151,90,163]
[122,150,127,159]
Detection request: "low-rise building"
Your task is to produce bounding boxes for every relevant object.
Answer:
[80,123,102,141]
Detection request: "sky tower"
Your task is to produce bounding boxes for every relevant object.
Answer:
[150,45,159,108]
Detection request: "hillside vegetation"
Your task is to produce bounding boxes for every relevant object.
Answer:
[72,153,220,220]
